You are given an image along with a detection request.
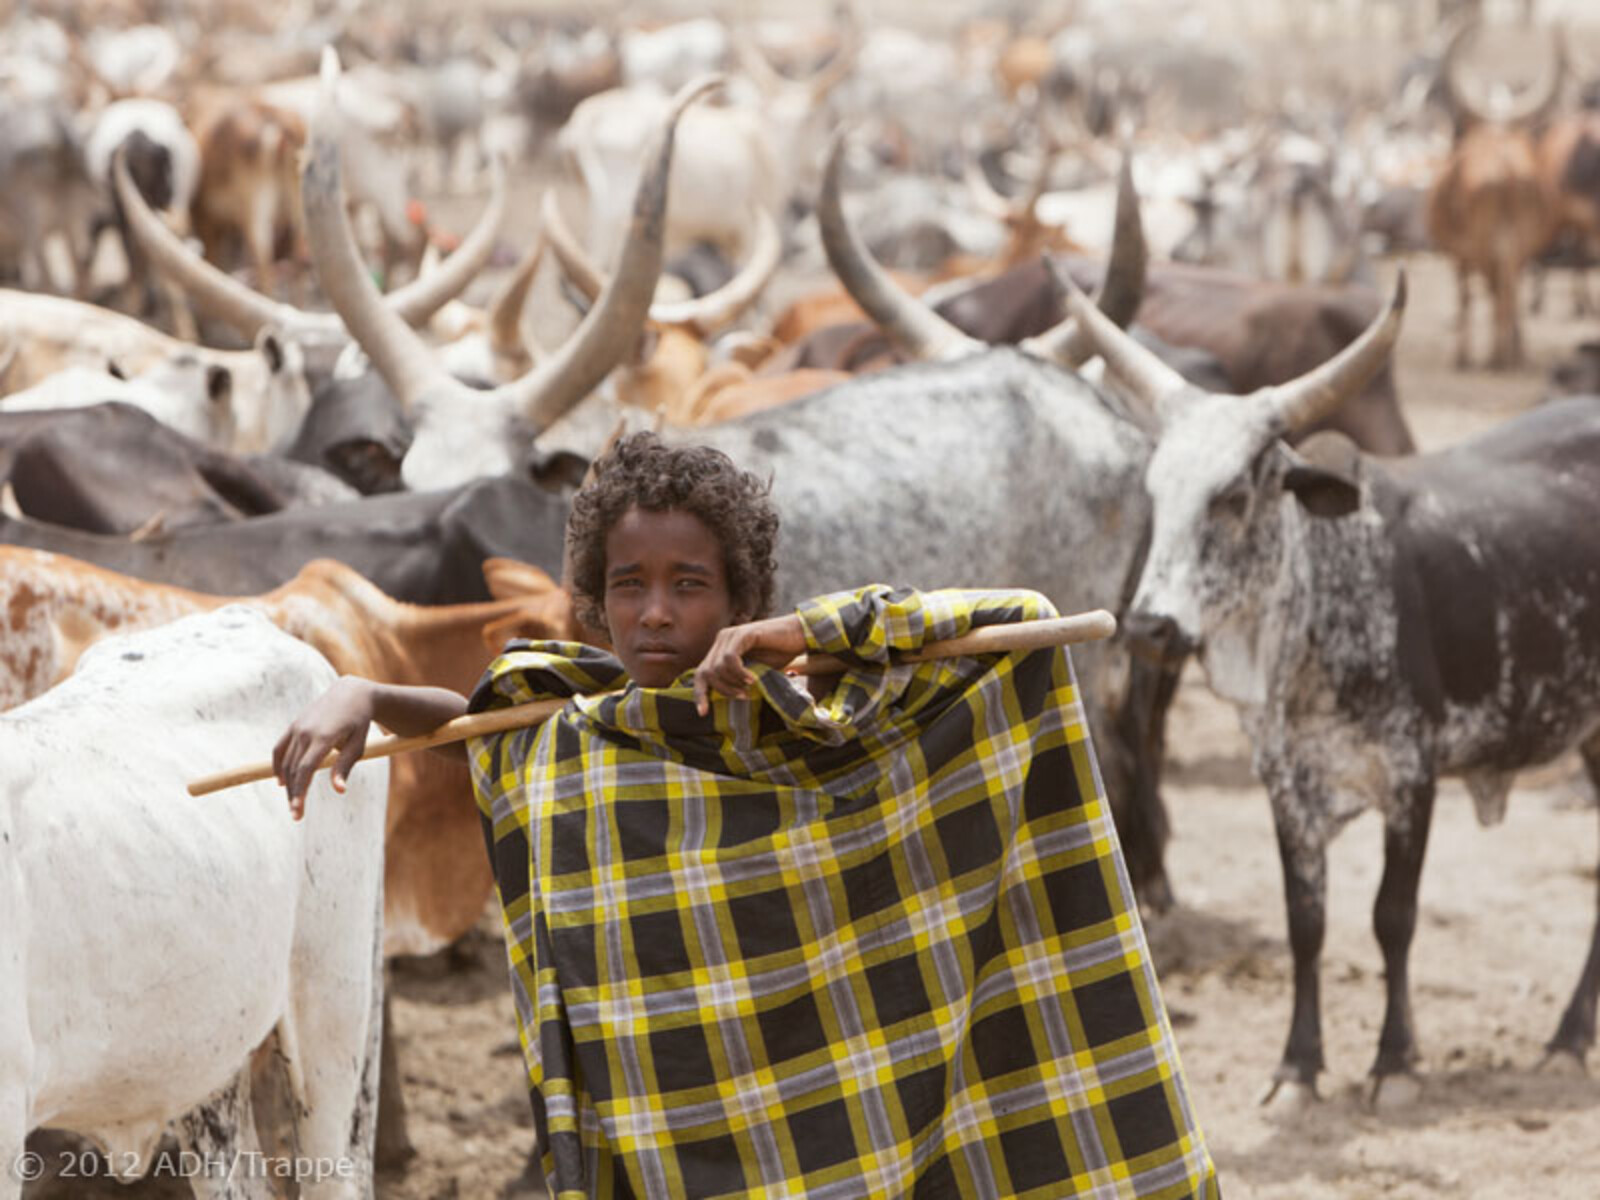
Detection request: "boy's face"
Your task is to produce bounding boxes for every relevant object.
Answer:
[603,506,747,687]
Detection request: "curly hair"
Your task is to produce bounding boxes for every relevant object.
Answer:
[565,432,780,633]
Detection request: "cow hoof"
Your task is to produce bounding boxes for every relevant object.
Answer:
[1536,1048,1587,1077]
[1257,1076,1318,1110]
[1367,1071,1423,1112]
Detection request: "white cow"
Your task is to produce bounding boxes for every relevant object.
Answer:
[0,290,308,455]
[0,361,236,450]
[0,607,387,1198]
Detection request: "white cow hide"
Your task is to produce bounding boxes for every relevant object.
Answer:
[0,607,387,1198]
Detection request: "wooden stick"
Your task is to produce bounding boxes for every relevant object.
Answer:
[187,609,1116,798]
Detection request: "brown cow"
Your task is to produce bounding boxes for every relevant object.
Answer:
[1425,24,1562,369]
[186,95,307,299]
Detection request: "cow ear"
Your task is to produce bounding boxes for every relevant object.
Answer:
[1283,463,1360,518]
[1280,433,1361,519]
[256,330,286,374]
[527,447,591,492]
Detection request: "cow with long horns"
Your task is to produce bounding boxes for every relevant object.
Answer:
[1426,23,1563,369]
[1065,269,1600,1105]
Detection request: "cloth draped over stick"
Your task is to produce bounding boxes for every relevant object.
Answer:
[467,585,1219,1200]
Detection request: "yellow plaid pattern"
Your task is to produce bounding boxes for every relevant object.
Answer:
[468,587,1218,1199]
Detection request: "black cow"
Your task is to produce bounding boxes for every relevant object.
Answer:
[0,404,289,535]
[0,471,572,605]
[782,255,1415,456]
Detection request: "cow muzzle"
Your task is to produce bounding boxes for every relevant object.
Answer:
[1121,610,1198,668]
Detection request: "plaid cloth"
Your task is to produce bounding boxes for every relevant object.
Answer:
[468,586,1218,1200]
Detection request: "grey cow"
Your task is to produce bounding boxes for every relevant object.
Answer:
[1066,273,1600,1105]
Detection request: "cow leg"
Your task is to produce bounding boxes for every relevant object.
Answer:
[176,1069,273,1200]
[1544,738,1600,1066]
[248,189,278,300]
[374,988,417,1171]
[279,885,383,1198]
[1573,268,1595,320]
[1369,780,1436,1098]
[0,1105,23,1200]
[1453,263,1472,369]
[1263,798,1329,1102]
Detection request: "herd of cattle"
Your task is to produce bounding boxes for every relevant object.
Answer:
[3,0,1600,1194]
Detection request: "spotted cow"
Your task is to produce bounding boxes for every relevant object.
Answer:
[1066,273,1600,1104]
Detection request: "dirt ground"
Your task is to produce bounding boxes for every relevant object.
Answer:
[355,228,1600,1200]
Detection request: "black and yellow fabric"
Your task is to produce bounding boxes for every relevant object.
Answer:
[467,586,1218,1199]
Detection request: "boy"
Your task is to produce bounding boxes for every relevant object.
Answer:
[275,432,1219,1198]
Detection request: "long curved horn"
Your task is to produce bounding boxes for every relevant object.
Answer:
[818,131,983,362]
[541,189,606,303]
[1059,262,1192,426]
[383,154,508,327]
[1267,271,1405,434]
[812,0,864,102]
[1016,133,1062,223]
[1493,29,1565,126]
[647,207,780,334]
[114,150,343,344]
[493,74,721,432]
[735,33,788,98]
[1020,152,1147,367]
[120,139,505,341]
[963,145,1016,222]
[485,227,548,373]
[1441,20,1489,126]
[302,48,464,412]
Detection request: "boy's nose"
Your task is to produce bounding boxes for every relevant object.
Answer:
[640,589,673,627]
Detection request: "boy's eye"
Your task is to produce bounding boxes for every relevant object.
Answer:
[609,578,642,590]
[676,577,707,590]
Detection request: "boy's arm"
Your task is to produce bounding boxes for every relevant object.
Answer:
[273,677,467,820]
[692,614,806,715]
[798,585,1056,664]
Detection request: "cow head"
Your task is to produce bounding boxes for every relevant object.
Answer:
[1441,21,1564,137]
[1063,269,1404,702]
[302,50,717,488]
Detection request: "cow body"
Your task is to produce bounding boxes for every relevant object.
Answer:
[0,550,571,953]
[0,607,386,1197]
[1426,121,1551,369]
[1094,268,1600,1097]
[0,404,286,535]
[561,84,785,265]
[0,472,571,605]
[1532,111,1600,318]
[187,97,307,298]
[776,257,1415,455]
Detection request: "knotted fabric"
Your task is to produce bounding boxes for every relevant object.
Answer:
[468,586,1217,1199]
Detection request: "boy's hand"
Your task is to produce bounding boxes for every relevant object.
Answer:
[693,615,806,716]
[273,676,376,821]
